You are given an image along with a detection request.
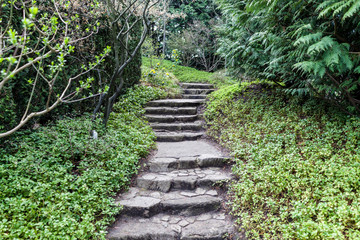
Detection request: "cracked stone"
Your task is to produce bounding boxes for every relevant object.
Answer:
[206,190,218,196]
[179,220,189,227]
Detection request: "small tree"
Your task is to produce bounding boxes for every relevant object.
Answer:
[92,0,159,126]
[0,0,109,138]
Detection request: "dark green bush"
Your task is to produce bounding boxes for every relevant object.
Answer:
[0,85,166,239]
[205,83,360,239]
[216,0,360,113]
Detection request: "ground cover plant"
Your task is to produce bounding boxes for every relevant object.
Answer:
[142,57,236,87]
[205,82,360,239]
[0,84,167,239]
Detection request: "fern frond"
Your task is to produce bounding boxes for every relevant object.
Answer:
[355,66,360,74]
[294,32,322,46]
[307,36,335,54]
[343,0,360,20]
[317,0,360,21]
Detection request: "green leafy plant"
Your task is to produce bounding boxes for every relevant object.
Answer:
[216,0,360,113]
[0,84,165,239]
[205,82,360,239]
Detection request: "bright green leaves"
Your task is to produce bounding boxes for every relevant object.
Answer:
[294,35,353,76]
[0,84,160,238]
[205,83,360,239]
[317,0,360,21]
[294,32,323,46]
[216,0,360,112]
[307,36,334,55]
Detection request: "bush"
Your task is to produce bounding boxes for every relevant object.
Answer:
[0,85,166,239]
[205,83,360,239]
[142,57,235,87]
[216,0,360,113]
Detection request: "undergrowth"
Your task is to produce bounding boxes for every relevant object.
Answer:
[0,85,167,239]
[205,82,360,239]
[142,57,236,87]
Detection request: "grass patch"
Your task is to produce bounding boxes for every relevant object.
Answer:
[142,57,236,87]
[0,85,167,239]
[205,82,360,239]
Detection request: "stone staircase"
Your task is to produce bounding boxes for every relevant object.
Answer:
[107,83,238,240]
[146,83,215,142]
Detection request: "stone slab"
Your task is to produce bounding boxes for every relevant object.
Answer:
[155,140,223,158]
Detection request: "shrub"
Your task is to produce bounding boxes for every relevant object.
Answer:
[0,85,166,239]
[205,82,360,239]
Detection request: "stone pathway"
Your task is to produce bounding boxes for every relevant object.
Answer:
[107,83,238,239]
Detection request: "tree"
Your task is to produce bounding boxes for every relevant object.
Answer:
[91,0,159,126]
[0,0,159,138]
[216,0,360,113]
[168,19,222,71]
[0,0,109,138]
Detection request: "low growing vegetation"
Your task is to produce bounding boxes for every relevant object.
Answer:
[142,57,236,87]
[205,82,360,239]
[0,85,167,239]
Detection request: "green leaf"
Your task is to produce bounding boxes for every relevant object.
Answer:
[307,36,335,54]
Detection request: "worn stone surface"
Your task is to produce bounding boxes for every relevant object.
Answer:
[145,107,197,115]
[181,83,215,89]
[146,114,199,123]
[116,187,222,217]
[151,122,203,131]
[147,99,204,107]
[155,132,205,142]
[182,94,207,99]
[107,214,233,240]
[155,141,224,158]
[137,168,231,192]
[106,83,239,240]
[148,155,230,172]
[184,89,215,95]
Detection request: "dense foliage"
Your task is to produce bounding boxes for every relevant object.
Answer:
[0,0,145,136]
[216,0,360,113]
[0,85,166,239]
[205,83,360,239]
[142,57,235,86]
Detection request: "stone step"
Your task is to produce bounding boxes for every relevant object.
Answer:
[151,122,203,131]
[148,155,230,172]
[147,99,204,107]
[183,88,215,95]
[146,115,198,123]
[116,188,221,218]
[181,83,214,89]
[182,94,207,99]
[155,132,204,142]
[137,168,231,192]
[107,212,233,240]
[145,107,197,115]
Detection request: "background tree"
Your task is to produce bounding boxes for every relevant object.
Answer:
[0,0,109,138]
[0,0,158,138]
[216,0,360,113]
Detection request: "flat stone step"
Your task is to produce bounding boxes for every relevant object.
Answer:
[137,168,231,192]
[116,188,221,218]
[182,94,207,99]
[107,212,233,240]
[183,89,215,95]
[145,107,197,115]
[151,122,203,131]
[146,115,198,123]
[155,132,204,142]
[148,155,230,172]
[147,99,204,107]
[181,83,214,89]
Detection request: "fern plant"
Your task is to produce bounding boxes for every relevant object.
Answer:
[216,0,360,113]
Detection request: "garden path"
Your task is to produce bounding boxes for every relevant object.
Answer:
[107,83,241,239]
